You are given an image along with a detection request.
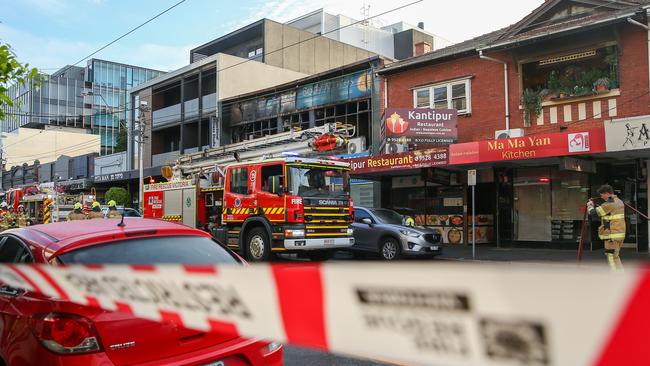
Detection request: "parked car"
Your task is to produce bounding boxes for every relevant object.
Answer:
[101,206,142,218]
[351,207,442,260]
[0,219,283,366]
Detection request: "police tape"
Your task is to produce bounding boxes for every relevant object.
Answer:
[0,262,648,366]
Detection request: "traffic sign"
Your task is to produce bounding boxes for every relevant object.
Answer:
[468,169,477,186]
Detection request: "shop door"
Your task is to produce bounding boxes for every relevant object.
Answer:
[514,169,552,242]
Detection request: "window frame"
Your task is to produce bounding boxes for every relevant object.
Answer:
[229,167,250,195]
[0,235,34,263]
[412,78,472,114]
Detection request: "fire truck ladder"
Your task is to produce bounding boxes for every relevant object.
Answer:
[179,123,347,174]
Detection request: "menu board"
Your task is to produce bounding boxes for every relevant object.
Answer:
[415,214,465,244]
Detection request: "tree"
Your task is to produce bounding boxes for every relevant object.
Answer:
[105,187,131,207]
[115,123,127,152]
[0,43,41,120]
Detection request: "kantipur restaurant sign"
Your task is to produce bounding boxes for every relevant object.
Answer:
[385,108,457,145]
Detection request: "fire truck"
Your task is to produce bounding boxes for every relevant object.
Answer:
[144,124,356,261]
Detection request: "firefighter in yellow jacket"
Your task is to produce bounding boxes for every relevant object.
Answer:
[106,200,121,219]
[67,203,86,221]
[587,185,626,270]
[88,201,104,219]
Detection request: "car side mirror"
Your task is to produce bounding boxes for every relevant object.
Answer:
[361,217,373,226]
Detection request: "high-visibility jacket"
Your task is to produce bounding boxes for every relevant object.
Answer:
[589,195,626,241]
[88,210,104,220]
[67,211,86,221]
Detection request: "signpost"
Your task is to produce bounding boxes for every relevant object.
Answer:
[468,169,477,259]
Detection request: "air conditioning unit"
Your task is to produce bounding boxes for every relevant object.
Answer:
[385,143,408,154]
[347,137,367,154]
[494,128,524,140]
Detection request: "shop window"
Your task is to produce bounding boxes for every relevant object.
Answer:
[521,46,619,102]
[413,78,471,114]
[229,168,249,195]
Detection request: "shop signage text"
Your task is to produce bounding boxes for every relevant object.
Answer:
[349,148,448,174]
[605,117,650,152]
[385,108,458,145]
[94,172,126,183]
[449,128,605,165]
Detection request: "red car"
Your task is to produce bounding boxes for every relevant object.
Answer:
[0,218,283,366]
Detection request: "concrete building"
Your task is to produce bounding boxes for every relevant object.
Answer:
[285,9,453,60]
[3,127,100,167]
[190,19,375,74]
[128,52,308,174]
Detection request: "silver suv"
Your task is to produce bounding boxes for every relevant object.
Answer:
[351,207,442,260]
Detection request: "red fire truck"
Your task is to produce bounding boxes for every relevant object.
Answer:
[144,124,357,261]
[144,157,354,261]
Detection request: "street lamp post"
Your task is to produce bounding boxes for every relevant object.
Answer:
[137,101,150,214]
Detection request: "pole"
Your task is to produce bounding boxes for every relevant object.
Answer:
[138,101,149,214]
[472,184,476,259]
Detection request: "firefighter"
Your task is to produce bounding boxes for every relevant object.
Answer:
[16,205,29,228]
[106,200,121,219]
[88,201,104,220]
[0,202,10,231]
[67,203,86,221]
[587,185,626,271]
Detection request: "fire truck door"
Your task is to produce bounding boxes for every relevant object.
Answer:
[182,187,196,227]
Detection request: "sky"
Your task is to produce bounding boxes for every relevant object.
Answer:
[0,0,543,73]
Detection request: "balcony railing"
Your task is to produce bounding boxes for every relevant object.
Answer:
[152,104,181,128]
[528,89,621,127]
[184,98,199,119]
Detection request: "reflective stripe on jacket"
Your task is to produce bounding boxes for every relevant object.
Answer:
[589,195,626,241]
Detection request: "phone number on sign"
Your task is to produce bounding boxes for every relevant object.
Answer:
[414,153,447,162]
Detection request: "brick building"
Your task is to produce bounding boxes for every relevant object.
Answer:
[371,0,650,251]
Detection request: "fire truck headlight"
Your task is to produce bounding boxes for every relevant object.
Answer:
[347,228,354,236]
[284,229,305,238]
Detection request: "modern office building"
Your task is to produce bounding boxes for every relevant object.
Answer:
[0,59,164,155]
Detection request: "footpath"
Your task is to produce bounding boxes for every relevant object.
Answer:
[438,244,648,267]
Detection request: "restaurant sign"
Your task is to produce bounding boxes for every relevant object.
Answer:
[449,128,606,165]
[605,116,650,152]
[385,108,457,145]
[349,147,448,174]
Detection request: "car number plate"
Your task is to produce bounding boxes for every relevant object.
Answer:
[324,239,335,245]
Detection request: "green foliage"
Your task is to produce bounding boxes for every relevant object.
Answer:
[105,187,131,207]
[115,124,127,152]
[0,43,42,120]
[547,70,561,94]
[522,88,541,125]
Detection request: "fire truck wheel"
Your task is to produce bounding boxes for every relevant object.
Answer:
[245,227,271,262]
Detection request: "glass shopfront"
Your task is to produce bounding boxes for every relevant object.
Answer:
[381,169,495,245]
[513,167,589,243]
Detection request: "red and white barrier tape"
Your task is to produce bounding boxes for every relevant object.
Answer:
[0,263,649,366]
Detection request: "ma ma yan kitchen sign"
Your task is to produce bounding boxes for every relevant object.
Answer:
[449,128,606,164]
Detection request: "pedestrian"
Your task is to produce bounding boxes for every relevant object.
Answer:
[587,185,626,271]
[88,201,104,220]
[107,200,121,219]
[67,203,86,221]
